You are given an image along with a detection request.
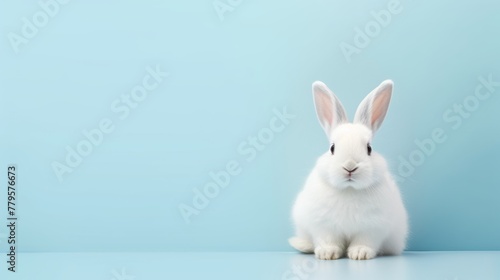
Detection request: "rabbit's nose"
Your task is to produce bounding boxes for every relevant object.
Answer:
[342,160,358,171]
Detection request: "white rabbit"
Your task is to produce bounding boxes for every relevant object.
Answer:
[289,80,408,260]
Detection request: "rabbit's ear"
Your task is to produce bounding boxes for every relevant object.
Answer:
[313,81,348,138]
[353,80,393,134]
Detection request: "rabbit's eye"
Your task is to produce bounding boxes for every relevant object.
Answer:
[330,144,335,155]
[367,143,372,156]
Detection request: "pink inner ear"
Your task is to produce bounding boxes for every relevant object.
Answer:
[318,92,333,128]
[371,92,391,128]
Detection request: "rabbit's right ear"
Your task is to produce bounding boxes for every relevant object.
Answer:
[353,80,393,135]
[312,81,348,139]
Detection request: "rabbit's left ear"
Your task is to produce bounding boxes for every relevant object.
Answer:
[353,80,393,134]
[313,81,348,139]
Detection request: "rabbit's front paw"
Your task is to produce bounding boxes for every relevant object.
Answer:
[314,245,343,260]
[347,245,376,260]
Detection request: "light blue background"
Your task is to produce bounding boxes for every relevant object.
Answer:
[0,0,499,253]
